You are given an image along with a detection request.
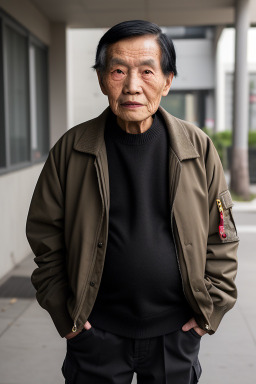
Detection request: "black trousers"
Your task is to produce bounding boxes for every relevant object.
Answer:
[61,325,202,384]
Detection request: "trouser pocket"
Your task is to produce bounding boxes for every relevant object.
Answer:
[61,353,79,384]
[192,359,202,383]
[67,327,94,345]
[189,328,202,339]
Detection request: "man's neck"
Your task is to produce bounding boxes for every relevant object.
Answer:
[116,115,153,134]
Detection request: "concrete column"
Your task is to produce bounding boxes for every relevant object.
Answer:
[185,94,195,123]
[49,23,67,147]
[213,26,224,133]
[231,0,250,197]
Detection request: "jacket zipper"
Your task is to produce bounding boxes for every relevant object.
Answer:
[71,157,105,332]
[170,155,209,330]
[169,158,188,302]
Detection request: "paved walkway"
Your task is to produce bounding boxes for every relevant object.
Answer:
[0,202,255,383]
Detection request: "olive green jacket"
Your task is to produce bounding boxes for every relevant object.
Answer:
[26,106,239,338]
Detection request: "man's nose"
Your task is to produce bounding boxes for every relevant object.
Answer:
[123,73,142,94]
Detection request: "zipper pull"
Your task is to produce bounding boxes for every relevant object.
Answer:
[72,321,77,333]
[216,199,227,239]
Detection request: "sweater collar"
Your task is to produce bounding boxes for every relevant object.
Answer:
[105,110,164,146]
[73,106,200,161]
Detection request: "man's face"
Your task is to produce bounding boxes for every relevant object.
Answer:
[97,35,174,126]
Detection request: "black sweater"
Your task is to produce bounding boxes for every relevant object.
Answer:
[87,110,193,338]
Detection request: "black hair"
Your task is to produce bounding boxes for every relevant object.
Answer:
[93,20,177,77]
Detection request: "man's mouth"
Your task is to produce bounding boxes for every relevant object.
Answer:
[120,102,144,108]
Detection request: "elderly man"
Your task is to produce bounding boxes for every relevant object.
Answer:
[26,20,239,384]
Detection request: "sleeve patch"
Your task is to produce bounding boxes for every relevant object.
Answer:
[219,190,234,210]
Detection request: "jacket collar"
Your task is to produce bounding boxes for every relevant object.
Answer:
[73,106,200,161]
[158,106,200,160]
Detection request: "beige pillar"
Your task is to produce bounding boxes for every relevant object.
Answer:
[230,0,250,198]
[185,94,195,123]
[49,23,67,147]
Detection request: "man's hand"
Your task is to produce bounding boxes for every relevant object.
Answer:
[182,317,207,337]
[65,321,92,339]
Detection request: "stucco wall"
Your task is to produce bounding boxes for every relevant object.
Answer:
[0,2,51,280]
[0,164,44,280]
[172,38,215,91]
[67,28,108,127]
[0,0,50,45]
[216,27,256,132]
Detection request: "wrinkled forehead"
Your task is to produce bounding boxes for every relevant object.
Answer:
[106,35,162,67]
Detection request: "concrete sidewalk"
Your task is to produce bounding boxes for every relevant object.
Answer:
[0,212,255,383]
[233,198,256,212]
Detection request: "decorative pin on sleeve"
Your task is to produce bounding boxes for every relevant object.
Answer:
[216,199,227,239]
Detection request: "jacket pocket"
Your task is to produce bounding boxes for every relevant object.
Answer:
[218,189,239,243]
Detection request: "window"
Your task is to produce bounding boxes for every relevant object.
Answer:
[0,17,5,168]
[225,72,256,131]
[29,42,49,161]
[0,10,49,174]
[225,73,234,131]
[160,90,207,128]
[5,23,30,165]
[249,74,256,131]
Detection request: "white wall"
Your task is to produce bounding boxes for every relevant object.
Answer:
[67,28,108,128]
[49,23,68,147]
[0,164,43,280]
[0,3,50,280]
[0,0,50,45]
[172,38,215,91]
[216,27,256,131]
[216,28,235,132]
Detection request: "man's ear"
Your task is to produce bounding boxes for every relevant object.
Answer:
[97,70,108,95]
[162,72,174,97]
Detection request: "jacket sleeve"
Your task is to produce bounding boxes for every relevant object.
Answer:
[26,145,74,338]
[204,138,239,334]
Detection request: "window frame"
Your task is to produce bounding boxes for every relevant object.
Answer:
[225,71,256,132]
[0,9,49,176]
[29,34,50,163]
[0,16,6,169]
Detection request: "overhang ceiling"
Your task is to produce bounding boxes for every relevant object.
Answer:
[30,0,256,28]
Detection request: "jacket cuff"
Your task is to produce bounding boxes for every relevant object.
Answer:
[47,305,75,338]
[207,305,230,334]
[194,305,232,335]
[193,313,212,334]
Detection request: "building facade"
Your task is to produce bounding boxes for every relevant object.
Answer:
[0,0,255,280]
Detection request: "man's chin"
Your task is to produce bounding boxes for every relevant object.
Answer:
[116,111,153,123]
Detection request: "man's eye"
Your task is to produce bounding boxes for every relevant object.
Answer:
[144,70,153,75]
[111,69,125,79]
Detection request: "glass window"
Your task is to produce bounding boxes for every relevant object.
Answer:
[225,72,256,131]
[5,24,30,165]
[0,11,49,174]
[161,93,186,120]
[0,18,5,168]
[29,44,49,161]
[249,74,256,131]
[225,73,233,131]
[160,91,200,126]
